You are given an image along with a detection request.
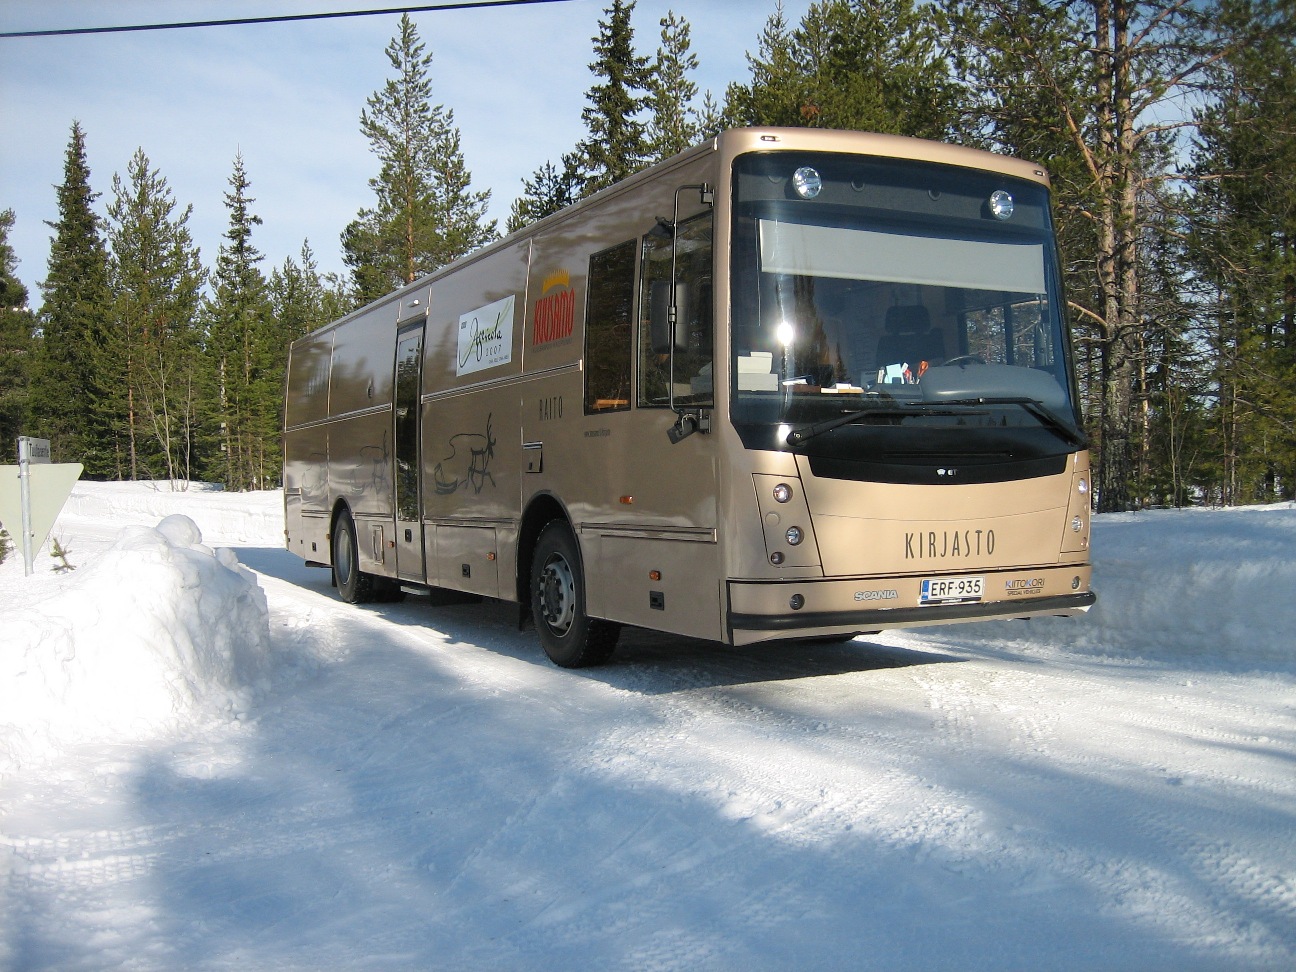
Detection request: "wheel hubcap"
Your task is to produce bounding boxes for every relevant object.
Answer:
[336,529,353,584]
[538,553,576,635]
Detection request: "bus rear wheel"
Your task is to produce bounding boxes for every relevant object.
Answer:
[332,509,377,604]
[530,521,620,668]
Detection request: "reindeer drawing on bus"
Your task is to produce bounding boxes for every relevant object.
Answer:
[432,413,496,496]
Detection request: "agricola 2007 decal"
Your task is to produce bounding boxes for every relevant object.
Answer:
[457,295,515,377]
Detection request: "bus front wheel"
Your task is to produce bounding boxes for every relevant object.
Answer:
[530,521,620,668]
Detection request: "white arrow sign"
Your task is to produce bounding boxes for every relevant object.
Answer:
[0,462,83,575]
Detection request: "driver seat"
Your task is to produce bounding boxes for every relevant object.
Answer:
[875,305,946,370]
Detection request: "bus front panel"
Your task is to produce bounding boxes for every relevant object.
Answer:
[721,139,1093,643]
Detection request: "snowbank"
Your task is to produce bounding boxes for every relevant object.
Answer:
[942,502,1296,669]
[1086,503,1296,662]
[60,479,285,546]
[0,514,273,774]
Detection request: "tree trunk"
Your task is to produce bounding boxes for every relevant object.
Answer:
[1092,0,1141,513]
[127,383,138,482]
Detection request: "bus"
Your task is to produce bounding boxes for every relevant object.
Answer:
[283,127,1094,667]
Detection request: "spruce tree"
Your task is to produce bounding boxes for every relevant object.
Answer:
[723,1,796,129]
[270,241,348,345]
[574,0,652,194]
[343,13,495,304]
[695,89,725,141]
[0,209,35,452]
[647,10,701,161]
[30,122,112,472]
[204,153,275,490]
[104,149,205,485]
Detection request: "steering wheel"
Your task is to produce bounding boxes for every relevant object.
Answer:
[940,354,987,367]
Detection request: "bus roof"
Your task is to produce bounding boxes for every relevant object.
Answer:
[293,128,1051,346]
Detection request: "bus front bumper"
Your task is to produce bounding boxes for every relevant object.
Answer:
[727,565,1094,646]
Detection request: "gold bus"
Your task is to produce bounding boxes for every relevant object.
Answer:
[283,128,1094,667]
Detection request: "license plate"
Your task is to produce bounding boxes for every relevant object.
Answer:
[919,576,984,604]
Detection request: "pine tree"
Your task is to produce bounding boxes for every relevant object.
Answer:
[725,0,954,138]
[426,121,497,262]
[104,149,205,484]
[506,156,582,234]
[203,153,275,490]
[0,209,35,452]
[1189,0,1296,504]
[943,0,1242,512]
[646,10,701,161]
[29,122,112,472]
[574,0,652,194]
[343,13,495,304]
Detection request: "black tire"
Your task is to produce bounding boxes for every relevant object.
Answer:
[530,521,620,668]
[332,508,377,604]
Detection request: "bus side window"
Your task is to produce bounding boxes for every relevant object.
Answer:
[638,212,714,407]
[584,240,637,414]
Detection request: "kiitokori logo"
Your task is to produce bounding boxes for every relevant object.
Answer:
[532,271,575,347]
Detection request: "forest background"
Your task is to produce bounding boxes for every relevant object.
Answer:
[1,0,1293,513]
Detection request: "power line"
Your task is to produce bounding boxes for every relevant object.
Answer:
[0,0,581,39]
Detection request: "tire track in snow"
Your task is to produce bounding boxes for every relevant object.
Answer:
[1116,805,1296,956]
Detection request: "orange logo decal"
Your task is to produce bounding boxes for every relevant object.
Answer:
[533,271,575,347]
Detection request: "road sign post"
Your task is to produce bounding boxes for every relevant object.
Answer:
[18,437,47,575]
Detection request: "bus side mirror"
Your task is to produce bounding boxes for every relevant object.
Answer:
[650,279,690,355]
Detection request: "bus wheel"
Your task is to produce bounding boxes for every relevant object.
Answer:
[332,509,376,604]
[530,521,619,668]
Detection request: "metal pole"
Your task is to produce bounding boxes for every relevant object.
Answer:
[17,438,33,576]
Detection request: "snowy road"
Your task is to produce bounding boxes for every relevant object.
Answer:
[2,486,1295,970]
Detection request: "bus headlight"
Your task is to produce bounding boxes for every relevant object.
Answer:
[1071,516,1084,533]
[773,483,793,503]
[786,526,804,545]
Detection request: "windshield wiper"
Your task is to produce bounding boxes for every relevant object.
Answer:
[946,396,1089,449]
[784,396,1088,449]
[785,402,962,447]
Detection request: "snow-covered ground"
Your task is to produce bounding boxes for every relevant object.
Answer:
[2,482,1294,971]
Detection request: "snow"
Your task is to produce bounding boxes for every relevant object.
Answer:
[2,483,1294,970]
[0,513,272,772]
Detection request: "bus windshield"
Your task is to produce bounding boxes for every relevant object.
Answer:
[729,152,1083,466]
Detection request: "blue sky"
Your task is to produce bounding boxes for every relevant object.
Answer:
[0,0,808,302]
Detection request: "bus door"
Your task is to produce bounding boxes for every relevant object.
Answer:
[393,322,425,581]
